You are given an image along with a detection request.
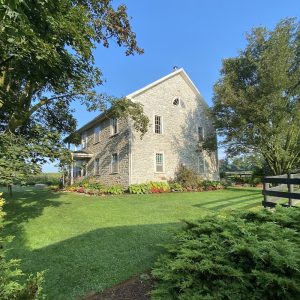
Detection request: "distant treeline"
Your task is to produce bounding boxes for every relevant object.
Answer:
[16,173,60,186]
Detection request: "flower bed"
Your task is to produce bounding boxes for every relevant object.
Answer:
[62,179,224,196]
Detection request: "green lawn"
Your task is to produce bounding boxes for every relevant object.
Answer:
[2,187,263,299]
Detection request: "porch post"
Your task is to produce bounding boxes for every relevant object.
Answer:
[71,153,74,185]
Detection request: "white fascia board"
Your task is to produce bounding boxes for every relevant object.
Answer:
[126,68,184,99]
[126,68,210,109]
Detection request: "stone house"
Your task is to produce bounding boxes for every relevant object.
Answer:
[69,68,219,186]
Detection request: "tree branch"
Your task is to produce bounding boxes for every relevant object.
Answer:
[0,55,15,69]
[29,93,78,115]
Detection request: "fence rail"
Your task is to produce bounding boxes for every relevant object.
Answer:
[262,173,300,208]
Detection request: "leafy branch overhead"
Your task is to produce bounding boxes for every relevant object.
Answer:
[112,98,149,138]
[0,0,144,134]
[0,0,147,182]
[0,132,71,185]
[212,18,300,175]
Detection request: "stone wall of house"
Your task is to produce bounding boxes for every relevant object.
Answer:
[81,117,130,186]
[129,72,219,184]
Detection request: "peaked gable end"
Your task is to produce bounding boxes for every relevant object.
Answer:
[127,68,209,109]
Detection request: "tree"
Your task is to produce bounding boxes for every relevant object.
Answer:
[219,154,264,173]
[0,0,149,183]
[0,133,70,188]
[212,18,300,175]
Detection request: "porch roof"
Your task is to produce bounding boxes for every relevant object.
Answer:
[72,151,93,160]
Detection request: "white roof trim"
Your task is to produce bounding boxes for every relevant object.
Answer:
[179,69,209,108]
[72,68,209,136]
[127,68,183,98]
[127,68,209,108]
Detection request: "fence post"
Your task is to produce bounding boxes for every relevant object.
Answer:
[288,172,293,207]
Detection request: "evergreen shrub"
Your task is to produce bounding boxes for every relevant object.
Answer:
[152,207,300,300]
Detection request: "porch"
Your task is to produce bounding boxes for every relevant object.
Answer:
[70,151,93,184]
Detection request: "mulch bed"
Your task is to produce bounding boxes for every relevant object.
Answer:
[81,276,154,300]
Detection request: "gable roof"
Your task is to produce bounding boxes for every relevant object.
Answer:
[127,68,209,108]
[72,68,208,135]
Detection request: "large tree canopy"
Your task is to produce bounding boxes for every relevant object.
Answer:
[0,0,144,134]
[213,18,300,175]
[0,0,148,183]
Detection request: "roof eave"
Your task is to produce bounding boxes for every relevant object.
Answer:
[74,108,113,135]
[127,68,210,109]
[126,68,183,99]
[68,68,210,140]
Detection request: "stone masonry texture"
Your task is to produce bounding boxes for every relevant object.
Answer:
[129,71,219,184]
[81,117,130,186]
[74,70,219,187]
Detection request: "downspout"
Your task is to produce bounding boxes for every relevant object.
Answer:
[128,118,132,186]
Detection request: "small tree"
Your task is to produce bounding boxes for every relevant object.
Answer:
[173,164,200,189]
[212,18,300,175]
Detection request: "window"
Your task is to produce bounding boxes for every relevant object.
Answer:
[173,98,180,106]
[94,158,100,175]
[198,153,206,174]
[81,132,87,148]
[111,118,118,135]
[154,115,162,134]
[155,153,164,172]
[111,153,118,173]
[198,126,204,142]
[94,126,101,143]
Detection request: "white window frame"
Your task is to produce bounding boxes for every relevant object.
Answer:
[155,152,164,173]
[198,153,206,174]
[94,158,100,175]
[94,126,101,143]
[154,115,163,134]
[198,126,204,142]
[111,118,118,136]
[111,153,119,174]
[81,132,87,149]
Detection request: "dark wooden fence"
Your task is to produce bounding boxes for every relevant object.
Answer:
[262,173,300,208]
[224,171,253,179]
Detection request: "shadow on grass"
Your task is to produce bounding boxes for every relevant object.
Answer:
[225,187,262,193]
[2,188,65,238]
[211,196,262,210]
[193,189,262,210]
[1,187,179,299]
[1,187,263,299]
[9,222,178,300]
[193,192,260,208]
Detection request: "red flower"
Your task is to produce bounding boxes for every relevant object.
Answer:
[77,187,84,193]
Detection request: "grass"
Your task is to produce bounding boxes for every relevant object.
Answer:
[2,187,263,299]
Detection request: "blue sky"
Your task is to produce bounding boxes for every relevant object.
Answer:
[43,0,300,172]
